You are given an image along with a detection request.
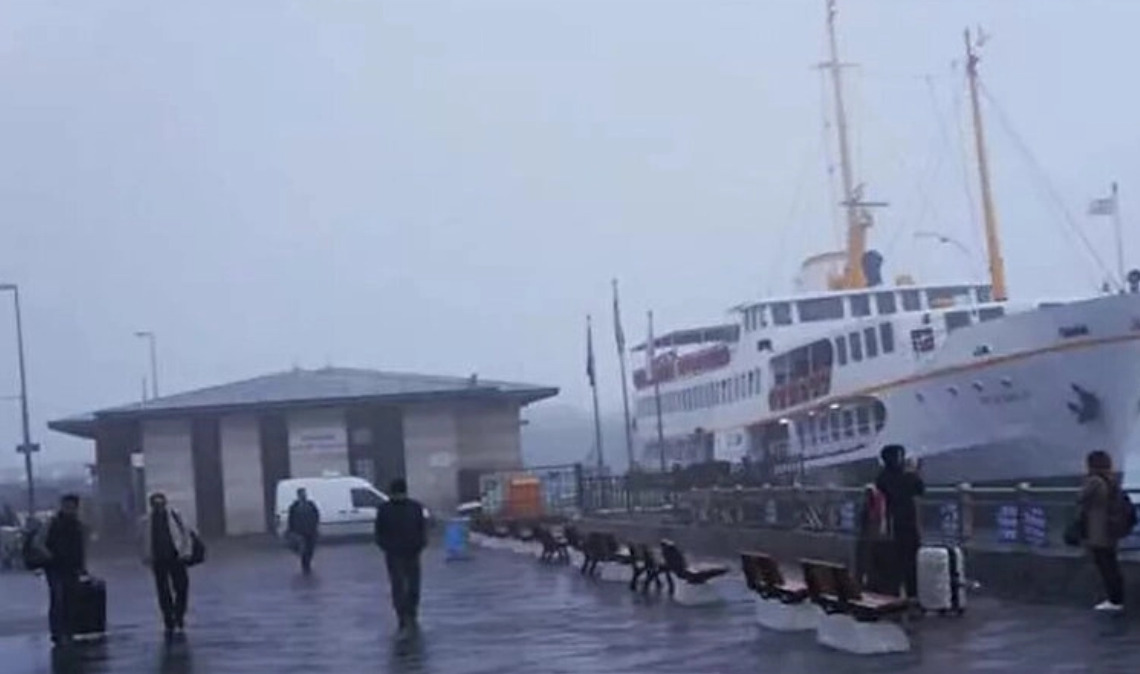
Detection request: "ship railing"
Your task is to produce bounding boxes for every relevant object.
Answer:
[577,479,1140,552]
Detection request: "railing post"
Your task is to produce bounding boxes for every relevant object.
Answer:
[574,464,585,514]
[957,482,973,544]
[1016,482,1031,547]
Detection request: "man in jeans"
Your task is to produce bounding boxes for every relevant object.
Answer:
[140,492,191,637]
[286,488,321,574]
[32,494,86,645]
[374,478,427,636]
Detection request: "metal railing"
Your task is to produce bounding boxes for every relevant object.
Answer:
[579,478,1140,552]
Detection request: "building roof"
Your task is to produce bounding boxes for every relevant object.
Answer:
[49,367,559,439]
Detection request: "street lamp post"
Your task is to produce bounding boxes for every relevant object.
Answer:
[135,331,159,400]
[0,283,38,516]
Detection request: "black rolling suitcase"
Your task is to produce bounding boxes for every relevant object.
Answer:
[71,576,107,640]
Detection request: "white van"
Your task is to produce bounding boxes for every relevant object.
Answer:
[274,476,431,540]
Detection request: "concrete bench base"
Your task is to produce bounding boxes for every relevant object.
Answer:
[596,563,630,583]
[673,582,725,607]
[754,597,822,632]
[816,613,910,655]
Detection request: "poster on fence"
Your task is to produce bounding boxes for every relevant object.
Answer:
[939,502,959,540]
[996,504,1019,543]
[1022,505,1048,547]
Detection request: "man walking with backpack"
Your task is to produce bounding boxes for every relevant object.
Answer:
[374,478,427,637]
[1078,450,1135,612]
[141,492,193,636]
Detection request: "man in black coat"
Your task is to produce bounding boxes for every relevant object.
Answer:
[874,444,926,600]
[286,488,321,574]
[374,478,427,635]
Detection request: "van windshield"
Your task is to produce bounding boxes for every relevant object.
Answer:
[351,488,386,509]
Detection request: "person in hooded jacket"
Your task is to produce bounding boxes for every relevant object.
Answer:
[1079,450,1125,611]
[874,444,925,600]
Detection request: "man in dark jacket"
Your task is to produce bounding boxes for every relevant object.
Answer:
[374,478,427,635]
[33,494,86,645]
[874,444,925,600]
[286,488,321,574]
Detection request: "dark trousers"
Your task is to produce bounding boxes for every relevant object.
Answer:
[46,570,79,640]
[152,559,189,628]
[1091,546,1125,605]
[893,533,921,599]
[385,554,421,627]
[299,534,317,573]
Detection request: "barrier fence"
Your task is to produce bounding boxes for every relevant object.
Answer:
[577,477,1140,552]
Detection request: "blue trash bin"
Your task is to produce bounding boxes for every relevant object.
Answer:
[444,517,470,561]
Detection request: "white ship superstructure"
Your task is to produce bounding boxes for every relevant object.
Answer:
[631,2,1140,486]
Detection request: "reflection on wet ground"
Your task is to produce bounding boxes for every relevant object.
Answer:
[1,540,1137,673]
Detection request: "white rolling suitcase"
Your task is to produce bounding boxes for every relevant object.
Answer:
[917,545,966,615]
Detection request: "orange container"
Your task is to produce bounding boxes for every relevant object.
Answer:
[504,476,543,519]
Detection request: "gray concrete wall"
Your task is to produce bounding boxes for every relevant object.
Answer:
[286,408,350,478]
[93,421,139,539]
[142,419,196,529]
[456,402,523,472]
[402,405,459,514]
[220,415,265,535]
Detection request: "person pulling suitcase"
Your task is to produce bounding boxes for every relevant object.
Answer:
[29,494,102,646]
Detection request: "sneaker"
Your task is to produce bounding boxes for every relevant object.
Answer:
[1094,601,1124,612]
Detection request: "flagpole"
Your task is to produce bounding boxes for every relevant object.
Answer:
[648,310,667,473]
[612,279,635,472]
[1113,181,1125,287]
[587,315,605,471]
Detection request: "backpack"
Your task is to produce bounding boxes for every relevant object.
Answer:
[171,511,207,567]
[21,519,50,571]
[1108,484,1138,540]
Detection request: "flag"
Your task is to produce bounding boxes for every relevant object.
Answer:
[612,279,626,354]
[1089,195,1117,216]
[586,315,596,388]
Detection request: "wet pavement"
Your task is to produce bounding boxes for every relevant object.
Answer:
[1,539,1138,673]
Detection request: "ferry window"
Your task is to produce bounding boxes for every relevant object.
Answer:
[875,292,897,315]
[928,286,971,309]
[797,297,845,322]
[879,322,895,353]
[863,327,879,358]
[849,331,863,361]
[830,411,842,441]
[721,380,729,402]
[849,294,871,317]
[835,335,848,366]
[747,371,756,396]
[818,415,830,442]
[843,410,855,438]
[771,302,793,326]
[911,327,935,353]
[977,286,993,303]
[791,349,811,379]
[979,307,1005,322]
[754,368,763,393]
[872,402,886,431]
[856,406,870,435]
[772,358,788,386]
[946,310,972,332]
[809,339,834,371]
[901,290,922,311]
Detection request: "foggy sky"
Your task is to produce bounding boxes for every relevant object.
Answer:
[1,0,1138,467]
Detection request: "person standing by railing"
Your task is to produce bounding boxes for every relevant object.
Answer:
[875,445,925,602]
[1078,450,1128,612]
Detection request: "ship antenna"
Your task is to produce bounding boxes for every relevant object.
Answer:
[964,27,1008,301]
[823,0,870,289]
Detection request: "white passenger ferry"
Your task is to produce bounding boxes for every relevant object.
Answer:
[632,2,1140,487]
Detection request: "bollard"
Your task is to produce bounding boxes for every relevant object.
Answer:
[444,517,471,561]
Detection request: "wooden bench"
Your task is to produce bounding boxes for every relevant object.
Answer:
[533,525,570,564]
[660,540,728,603]
[628,542,665,593]
[740,552,808,604]
[800,559,908,622]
